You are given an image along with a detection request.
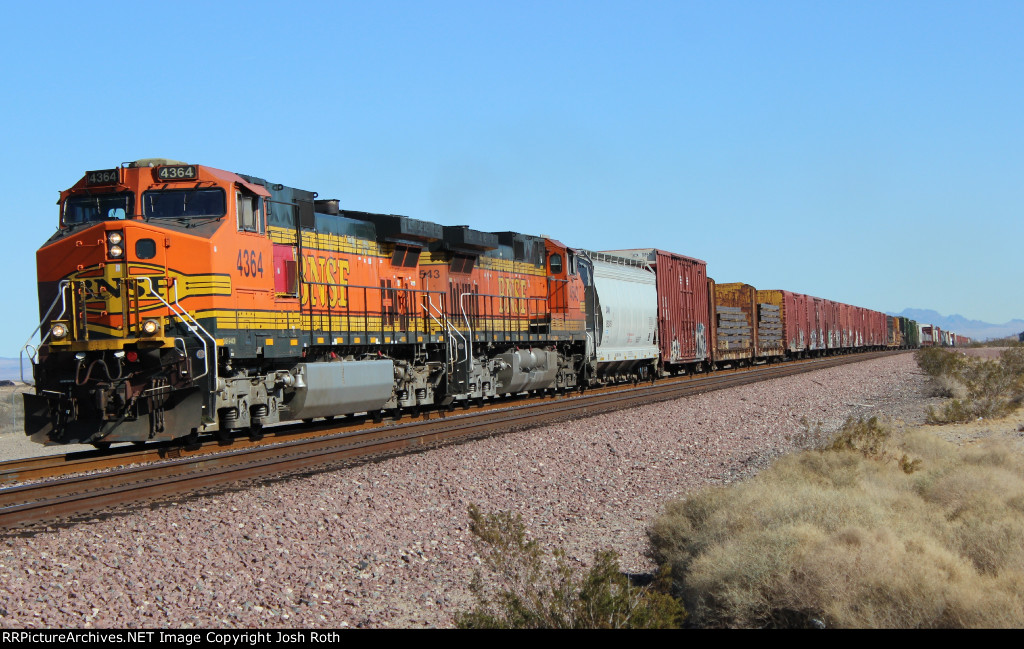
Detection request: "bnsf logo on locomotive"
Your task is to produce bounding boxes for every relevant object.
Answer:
[70,272,172,308]
[299,253,351,308]
[497,277,529,315]
[67,266,230,314]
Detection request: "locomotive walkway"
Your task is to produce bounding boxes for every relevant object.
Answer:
[0,351,897,528]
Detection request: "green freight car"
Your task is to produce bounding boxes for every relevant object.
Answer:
[897,317,920,348]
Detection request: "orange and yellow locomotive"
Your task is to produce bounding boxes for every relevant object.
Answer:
[25,159,590,446]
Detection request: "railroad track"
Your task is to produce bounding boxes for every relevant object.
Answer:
[0,350,898,528]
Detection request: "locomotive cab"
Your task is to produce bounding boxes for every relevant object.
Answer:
[25,159,270,445]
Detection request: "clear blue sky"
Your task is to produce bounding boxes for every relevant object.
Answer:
[2,0,1022,354]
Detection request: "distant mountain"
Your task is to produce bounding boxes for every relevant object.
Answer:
[0,357,32,382]
[888,309,1024,342]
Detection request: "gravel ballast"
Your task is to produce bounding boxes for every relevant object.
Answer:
[0,353,934,628]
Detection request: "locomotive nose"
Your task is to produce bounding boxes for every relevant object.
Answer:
[42,221,175,346]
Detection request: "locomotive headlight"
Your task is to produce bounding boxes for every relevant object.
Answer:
[141,319,160,336]
[50,323,68,339]
[107,231,123,245]
[108,244,124,258]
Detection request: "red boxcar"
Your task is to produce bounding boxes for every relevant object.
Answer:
[824,299,841,350]
[783,291,810,354]
[838,302,853,349]
[602,248,710,373]
[851,305,865,348]
[808,297,827,352]
[873,310,887,347]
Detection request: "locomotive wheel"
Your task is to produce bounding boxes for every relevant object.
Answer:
[248,425,264,442]
[181,431,201,450]
[371,411,384,424]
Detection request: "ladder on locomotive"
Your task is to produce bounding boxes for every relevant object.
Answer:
[421,294,471,396]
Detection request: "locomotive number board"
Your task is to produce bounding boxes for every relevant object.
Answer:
[155,165,198,181]
[85,169,120,186]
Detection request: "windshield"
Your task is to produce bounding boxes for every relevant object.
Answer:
[63,192,133,225]
[143,189,226,219]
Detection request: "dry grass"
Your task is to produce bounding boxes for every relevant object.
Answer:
[648,418,1024,628]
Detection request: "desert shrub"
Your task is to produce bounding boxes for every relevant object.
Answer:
[922,348,1024,423]
[826,417,921,474]
[916,347,966,379]
[456,505,686,629]
[930,373,968,399]
[1000,347,1024,386]
[829,416,889,458]
[927,399,979,424]
[648,425,1024,628]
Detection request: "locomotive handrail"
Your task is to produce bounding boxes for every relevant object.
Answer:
[18,280,71,382]
[420,297,452,371]
[133,277,217,424]
[421,295,468,372]
[165,279,217,385]
[459,292,474,371]
[300,280,447,338]
[173,337,188,361]
[467,291,549,317]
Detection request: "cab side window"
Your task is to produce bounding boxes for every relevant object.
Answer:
[236,192,263,233]
[549,253,563,274]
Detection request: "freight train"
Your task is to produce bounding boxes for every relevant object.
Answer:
[20,159,965,447]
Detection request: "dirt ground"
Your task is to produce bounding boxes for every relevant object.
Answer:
[957,346,1013,360]
[917,406,1024,452]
